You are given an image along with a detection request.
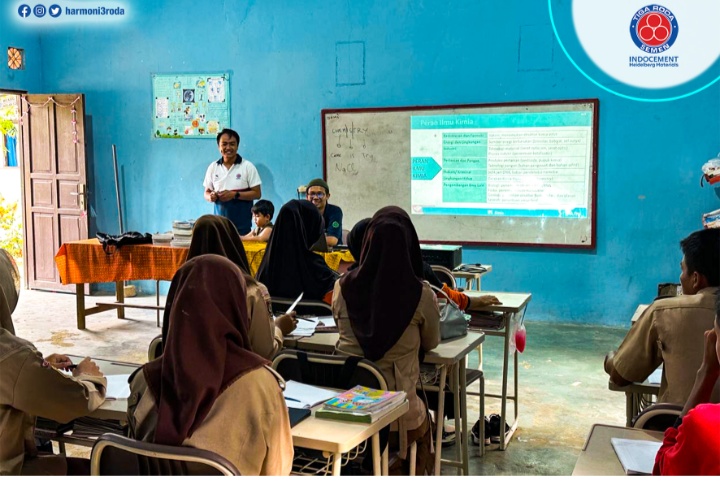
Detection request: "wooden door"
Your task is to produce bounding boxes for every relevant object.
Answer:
[19,94,88,292]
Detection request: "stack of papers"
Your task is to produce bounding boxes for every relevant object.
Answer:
[281,316,337,337]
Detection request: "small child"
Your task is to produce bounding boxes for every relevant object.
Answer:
[241,199,274,242]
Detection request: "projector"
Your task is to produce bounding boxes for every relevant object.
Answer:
[420,244,462,271]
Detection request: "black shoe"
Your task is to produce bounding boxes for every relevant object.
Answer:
[441,427,456,447]
[470,419,492,446]
[487,414,510,444]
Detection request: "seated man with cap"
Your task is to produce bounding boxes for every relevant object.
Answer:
[306,178,343,247]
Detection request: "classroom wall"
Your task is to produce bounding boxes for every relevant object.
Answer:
[0,17,42,92]
[1,1,718,326]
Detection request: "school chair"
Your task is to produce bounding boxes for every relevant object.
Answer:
[148,335,163,361]
[631,403,683,432]
[272,350,417,476]
[90,433,240,475]
[430,265,457,290]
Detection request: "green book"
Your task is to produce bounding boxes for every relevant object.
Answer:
[314,407,378,424]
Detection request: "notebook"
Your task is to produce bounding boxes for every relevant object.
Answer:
[288,407,311,427]
[610,437,662,475]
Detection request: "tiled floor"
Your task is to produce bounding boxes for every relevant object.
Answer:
[9,287,630,476]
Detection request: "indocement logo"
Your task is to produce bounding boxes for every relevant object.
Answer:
[629,5,679,53]
[549,0,720,101]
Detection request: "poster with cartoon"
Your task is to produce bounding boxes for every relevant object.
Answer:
[152,73,230,139]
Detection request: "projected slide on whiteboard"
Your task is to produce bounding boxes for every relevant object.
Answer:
[410,112,592,219]
[322,99,598,248]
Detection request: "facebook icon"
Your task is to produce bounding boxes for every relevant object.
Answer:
[18,4,31,17]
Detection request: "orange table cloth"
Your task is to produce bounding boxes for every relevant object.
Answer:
[55,239,354,285]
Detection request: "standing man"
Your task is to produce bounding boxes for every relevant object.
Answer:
[306,178,343,247]
[203,129,262,235]
[604,227,720,405]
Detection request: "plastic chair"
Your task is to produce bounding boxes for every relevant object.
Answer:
[631,403,682,431]
[271,297,333,316]
[90,433,240,475]
[272,350,416,476]
[430,265,456,290]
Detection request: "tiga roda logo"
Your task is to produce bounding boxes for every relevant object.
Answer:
[630,4,679,53]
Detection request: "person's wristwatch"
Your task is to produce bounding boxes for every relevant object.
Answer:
[235,191,241,200]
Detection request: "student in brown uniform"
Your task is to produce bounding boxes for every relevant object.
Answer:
[128,255,293,475]
[181,214,296,359]
[334,206,440,475]
[0,284,106,475]
[604,228,720,404]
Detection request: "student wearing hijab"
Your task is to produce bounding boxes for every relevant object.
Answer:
[0,276,106,475]
[346,218,501,310]
[182,214,296,359]
[256,200,338,303]
[128,255,293,475]
[334,206,440,475]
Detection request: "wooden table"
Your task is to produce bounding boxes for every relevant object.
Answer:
[572,423,664,476]
[608,370,661,427]
[465,291,532,450]
[283,330,486,476]
[54,239,354,329]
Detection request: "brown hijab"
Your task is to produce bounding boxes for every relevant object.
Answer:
[339,206,424,361]
[186,214,252,276]
[143,254,268,446]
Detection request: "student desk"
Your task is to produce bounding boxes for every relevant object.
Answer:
[38,355,406,476]
[572,423,663,476]
[464,291,532,450]
[283,331,486,476]
[54,239,353,329]
[608,370,661,427]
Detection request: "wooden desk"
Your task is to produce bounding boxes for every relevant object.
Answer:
[465,291,532,450]
[54,239,353,330]
[572,423,663,476]
[452,265,492,291]
[283,330,486,476]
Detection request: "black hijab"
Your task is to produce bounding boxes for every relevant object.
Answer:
[256,200,337,300]
[346,218,371,271]
[339,206,425,361]
[186,214,252,276]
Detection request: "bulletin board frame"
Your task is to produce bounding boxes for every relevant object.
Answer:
[151,72,230,139]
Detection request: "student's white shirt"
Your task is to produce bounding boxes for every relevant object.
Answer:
[203,157,262,192]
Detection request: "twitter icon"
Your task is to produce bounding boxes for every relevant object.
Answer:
[49,4,61,17]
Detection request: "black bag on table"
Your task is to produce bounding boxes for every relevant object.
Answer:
[96,232,152,255]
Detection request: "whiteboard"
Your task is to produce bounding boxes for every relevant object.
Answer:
[322,100,598,248]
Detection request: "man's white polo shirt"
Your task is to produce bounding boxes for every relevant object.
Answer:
[203,156,262,192]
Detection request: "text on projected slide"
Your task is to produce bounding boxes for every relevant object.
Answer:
[410,112,593,218]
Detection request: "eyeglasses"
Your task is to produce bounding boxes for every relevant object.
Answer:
[307,192,326,198]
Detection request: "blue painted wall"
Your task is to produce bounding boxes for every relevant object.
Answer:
[1,1,718,326]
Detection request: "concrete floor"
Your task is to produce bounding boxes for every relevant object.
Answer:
[9,287,629,476]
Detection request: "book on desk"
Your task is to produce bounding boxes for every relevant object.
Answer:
[315,385,406,424]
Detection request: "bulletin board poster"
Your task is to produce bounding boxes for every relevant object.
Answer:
[151,73,230,139]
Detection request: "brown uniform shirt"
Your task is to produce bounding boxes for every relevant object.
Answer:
[612,287,718,404]
[333,281,440,435]
[247,281,284,360]
[128,365,293,475]
[0,330,107,475]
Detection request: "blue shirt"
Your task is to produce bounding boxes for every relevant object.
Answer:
[323,203,343,244]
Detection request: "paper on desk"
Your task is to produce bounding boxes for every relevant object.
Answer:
[105,374,131,400]
[611,438,662,475]
[57,370,131,400]
[283,380,336,409]
[647,367,662,385]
